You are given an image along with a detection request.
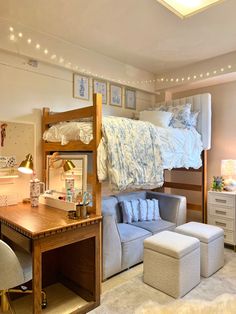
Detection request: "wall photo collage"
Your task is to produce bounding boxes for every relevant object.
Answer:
[73,74,136,110]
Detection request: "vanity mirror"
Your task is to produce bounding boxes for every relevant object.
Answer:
[46,153,87,196]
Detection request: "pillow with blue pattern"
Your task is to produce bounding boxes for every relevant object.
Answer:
[120,199,161,223]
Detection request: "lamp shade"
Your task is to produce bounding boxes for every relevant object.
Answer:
[221,160,236,177]
[18,154,34,174]
[63,160,75,172]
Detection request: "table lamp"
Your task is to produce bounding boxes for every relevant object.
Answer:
[221,159,236,191]
[18,154,34,174]
[18,154,44,206]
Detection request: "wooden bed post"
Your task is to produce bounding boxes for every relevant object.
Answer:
[202,150,208,223]
[93,93,102,216]
[42,107,50,183]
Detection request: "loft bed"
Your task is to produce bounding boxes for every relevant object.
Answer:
[155,93,212,223]
[42,93,102,216]
[42,92,211,222]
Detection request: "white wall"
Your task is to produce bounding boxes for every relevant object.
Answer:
[0,49,155,200]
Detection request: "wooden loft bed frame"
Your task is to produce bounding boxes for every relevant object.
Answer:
[155,93,211,224]
[162,150,207,223]
[42,93,102,216]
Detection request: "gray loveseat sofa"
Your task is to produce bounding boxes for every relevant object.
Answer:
[102,190,186,280]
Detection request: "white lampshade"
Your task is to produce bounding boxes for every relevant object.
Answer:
[221,160,236,177]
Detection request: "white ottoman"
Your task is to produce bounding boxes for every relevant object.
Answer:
[143,231,200,298]
[175,222,224,278]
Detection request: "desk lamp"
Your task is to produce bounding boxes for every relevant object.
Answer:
[18,154,44,206]
[221,159,236,191]
[18,154,34,174]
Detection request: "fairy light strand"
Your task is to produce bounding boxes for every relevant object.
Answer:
[8,27,234,86]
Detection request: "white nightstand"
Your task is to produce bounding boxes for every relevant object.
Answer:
[208,190,236,251]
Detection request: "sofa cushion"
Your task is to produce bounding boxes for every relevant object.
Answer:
[131,219,176,234]
[117,223,151,270]
[117,223,151,243]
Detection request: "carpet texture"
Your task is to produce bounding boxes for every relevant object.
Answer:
[90,248,236,314]
[135,293,236,314]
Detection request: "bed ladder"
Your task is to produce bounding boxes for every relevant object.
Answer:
[161,150,207,223]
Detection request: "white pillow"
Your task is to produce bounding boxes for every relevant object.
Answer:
[139,110,173,128]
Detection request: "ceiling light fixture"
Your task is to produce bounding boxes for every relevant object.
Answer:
[156,0,223,18]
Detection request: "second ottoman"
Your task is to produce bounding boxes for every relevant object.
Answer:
[143,231,200,298]
[175,222,224,277]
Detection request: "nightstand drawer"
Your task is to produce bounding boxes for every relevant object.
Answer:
[224,230,234,245]
[208,204,235,219]
[208,216,234,230]
[208,193,234,207]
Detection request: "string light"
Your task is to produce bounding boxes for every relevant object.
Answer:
[7,28,235,87]
[10,34,15,41]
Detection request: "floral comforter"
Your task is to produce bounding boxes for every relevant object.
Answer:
[97,116,164,191]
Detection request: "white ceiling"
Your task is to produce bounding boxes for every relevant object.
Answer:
[1,0,236,75]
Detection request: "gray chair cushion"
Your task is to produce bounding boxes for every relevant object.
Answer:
[117,223,151,270]
[131,219,176,234]
[118,223,151,243]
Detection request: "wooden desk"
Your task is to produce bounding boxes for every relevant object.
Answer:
[0,203,102,314]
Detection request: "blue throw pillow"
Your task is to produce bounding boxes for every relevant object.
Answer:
[121,198,161,223]
[121,199,139,223]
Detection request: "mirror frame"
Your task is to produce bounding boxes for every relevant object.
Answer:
[46,154,87,195]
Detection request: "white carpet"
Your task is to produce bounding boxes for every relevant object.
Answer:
[90,248,236,314]
[135,294,236,314]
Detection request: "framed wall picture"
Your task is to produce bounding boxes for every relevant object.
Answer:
[73,74,89,100]
[93,79,107,104]
[110,84,122,107]
[125,88,136,110]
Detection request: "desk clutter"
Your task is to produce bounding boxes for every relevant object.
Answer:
[39,190,92,219]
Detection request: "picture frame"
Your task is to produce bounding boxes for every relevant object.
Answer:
[110,84,122,107]
[125,88,136,110]
[73,74,89,100]
[93,79,107,104]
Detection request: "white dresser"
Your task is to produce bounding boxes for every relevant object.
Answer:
[208,191,236,251]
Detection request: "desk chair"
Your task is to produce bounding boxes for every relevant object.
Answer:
[0,240,47,312]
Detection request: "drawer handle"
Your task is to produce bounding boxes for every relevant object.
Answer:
[215,199,227,203]
[215,210,226,215]
[224,234,226,238]
[215,221,226,227]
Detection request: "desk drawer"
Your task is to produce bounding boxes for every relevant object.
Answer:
[208,216,234,231]
[208,193,234,207]
[208,204,235,219]
[1,224,31,253]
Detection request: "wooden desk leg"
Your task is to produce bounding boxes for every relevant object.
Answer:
[33,240,42,314]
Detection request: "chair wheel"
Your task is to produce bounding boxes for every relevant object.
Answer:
[41,300,47,309]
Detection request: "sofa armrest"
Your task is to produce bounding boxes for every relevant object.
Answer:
[146,191,186,226]
[102,197,122,280]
